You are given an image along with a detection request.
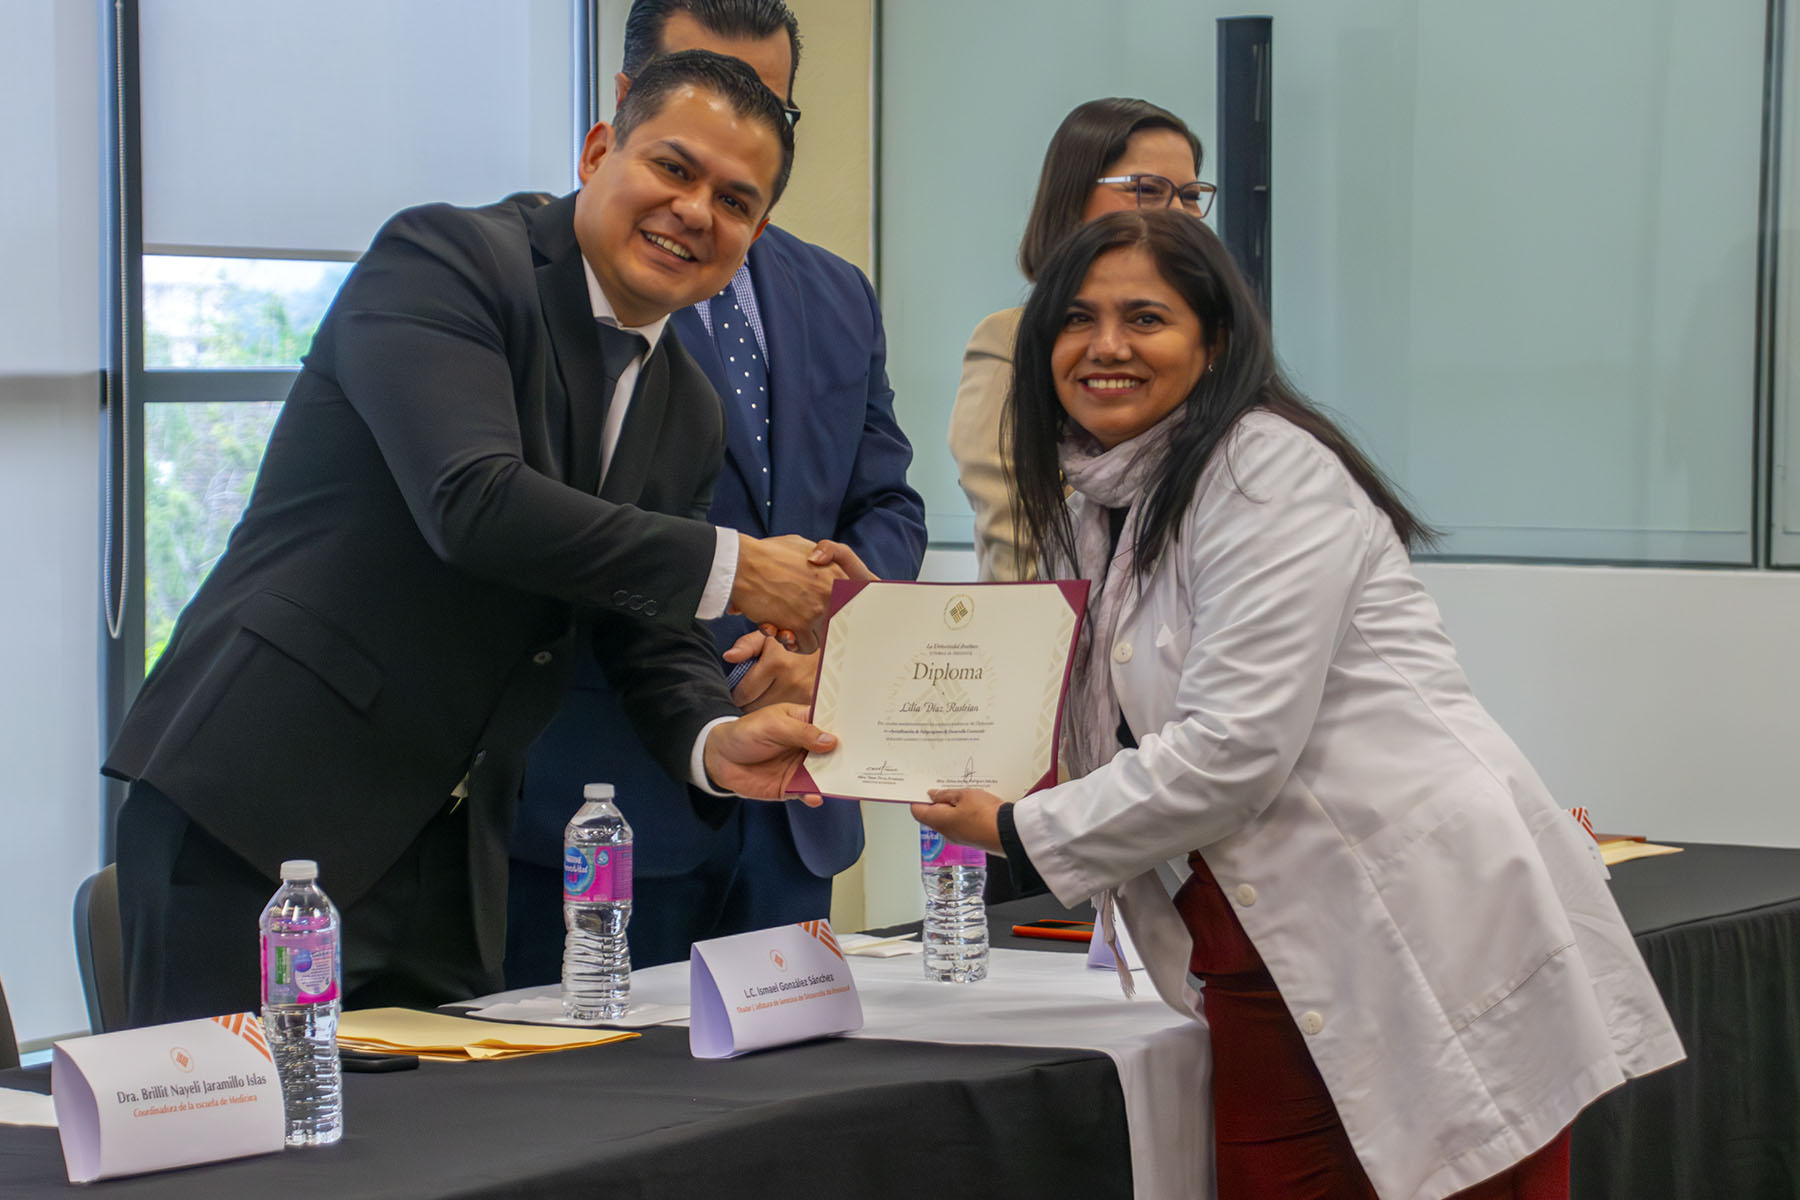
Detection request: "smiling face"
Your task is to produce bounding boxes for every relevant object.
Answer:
[572,83,782,326]
[1051,244,1211,449]
[1081,127,1203,223]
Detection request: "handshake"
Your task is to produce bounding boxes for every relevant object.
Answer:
[698,535,873,800]
[728,534,874,654]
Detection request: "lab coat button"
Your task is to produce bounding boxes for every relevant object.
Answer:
[1234,883,1257,907]
[1301,1010,1325,1035]
[531,650,553,665]
[1112,641,1133,664]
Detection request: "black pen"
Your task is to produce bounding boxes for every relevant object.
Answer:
[340,1049,419,1073]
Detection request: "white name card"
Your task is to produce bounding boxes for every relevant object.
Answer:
[53,1013,285,1183]
[689,920,863,1058]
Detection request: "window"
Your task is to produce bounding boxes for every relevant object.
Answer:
[110,0,592,694]
[105,1,597,843]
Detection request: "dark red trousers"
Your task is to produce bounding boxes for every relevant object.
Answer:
[1174,853,1571,1199]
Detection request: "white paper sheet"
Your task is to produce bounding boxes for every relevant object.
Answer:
[459,987,689,1028]
[0,1086,57,1127]
[839,932,924,958]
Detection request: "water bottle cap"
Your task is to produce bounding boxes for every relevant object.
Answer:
[582,783,615,801]
[279,859,319,881]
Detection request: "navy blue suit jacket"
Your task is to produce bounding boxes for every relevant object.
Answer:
[514,225,927,879]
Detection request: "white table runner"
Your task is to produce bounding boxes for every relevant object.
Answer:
[463,948,1213,1200]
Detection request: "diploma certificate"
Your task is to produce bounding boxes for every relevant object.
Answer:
[788,581,1088,804]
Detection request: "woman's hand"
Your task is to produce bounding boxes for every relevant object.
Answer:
[911,787,1006,855]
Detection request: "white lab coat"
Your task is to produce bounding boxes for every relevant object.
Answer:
[1013,411,1683,1200]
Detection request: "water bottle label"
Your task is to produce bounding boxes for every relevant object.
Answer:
[261,930,340,1006]
[920,826,987,869]
[564,842,632,902]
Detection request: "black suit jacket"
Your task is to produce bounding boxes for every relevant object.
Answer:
[105,192,738,961]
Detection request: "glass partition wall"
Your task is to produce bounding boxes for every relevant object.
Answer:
[880,0,1781,567]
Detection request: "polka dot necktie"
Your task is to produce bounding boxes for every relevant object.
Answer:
[707,284,772,513]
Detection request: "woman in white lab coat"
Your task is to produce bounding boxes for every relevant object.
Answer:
[913,209,1682,1200]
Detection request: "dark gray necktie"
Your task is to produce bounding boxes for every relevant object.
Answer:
[595,322,648,425]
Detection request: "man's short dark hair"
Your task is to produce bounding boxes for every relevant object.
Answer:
[613,49,796,211]
[622,0,803,100]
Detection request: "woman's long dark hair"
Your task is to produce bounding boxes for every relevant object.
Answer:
[1009,210,1435,583]
[1017,98,1204,283]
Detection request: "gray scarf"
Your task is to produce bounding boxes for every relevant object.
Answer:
[1053,412,1181,782]
[1048,413,1182,998]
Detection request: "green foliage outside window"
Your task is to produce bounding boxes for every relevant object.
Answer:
[144,401,284,670]
[141,258,349,673]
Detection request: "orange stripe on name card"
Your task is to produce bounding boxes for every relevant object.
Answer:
[211,1012,274,1062]
[800,920,844,960]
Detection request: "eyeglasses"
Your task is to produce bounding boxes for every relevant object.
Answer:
[782,105,802,128]
[1095,173,1216,218]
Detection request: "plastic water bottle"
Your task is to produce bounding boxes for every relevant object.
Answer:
[921,828,989,982]
[563,783,633,1020]
[259,859,342,1147]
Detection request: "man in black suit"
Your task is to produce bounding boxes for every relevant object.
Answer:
[505,0,928,982]
[103,52,840,1026]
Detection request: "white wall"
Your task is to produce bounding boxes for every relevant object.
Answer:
[0,0,106,1044]
[852,549,1800,926]
[1416,562,1800,849]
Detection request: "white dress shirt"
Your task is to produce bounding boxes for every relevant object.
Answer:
[582,259,740,792]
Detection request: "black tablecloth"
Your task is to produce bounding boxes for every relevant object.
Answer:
[0,1031,1128,1197]
[975,843,1800,1200]
[3,843,1795,1197]
[1569,844,1800,1200]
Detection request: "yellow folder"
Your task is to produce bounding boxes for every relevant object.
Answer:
[336,1007,637,1062]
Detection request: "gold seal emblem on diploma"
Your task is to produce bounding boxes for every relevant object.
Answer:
[788,581,1088,804]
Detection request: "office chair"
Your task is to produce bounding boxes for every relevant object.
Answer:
[0,974,18,1069]
[73,865,126,1035]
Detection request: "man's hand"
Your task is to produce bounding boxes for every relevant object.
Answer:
[911,787,1006,855]
[751,539,882,650]
[807,539,878,582]
[704,703,836,804]
[731,534,844,652]
[722,631,820,712]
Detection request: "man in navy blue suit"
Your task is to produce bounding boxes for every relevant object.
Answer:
[504,0,927,981]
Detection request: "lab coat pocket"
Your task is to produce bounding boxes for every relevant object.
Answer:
[1357,786,1576,1032]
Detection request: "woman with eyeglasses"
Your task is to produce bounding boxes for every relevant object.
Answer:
[948,97,1214,583]
[917,210,1682,1199]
